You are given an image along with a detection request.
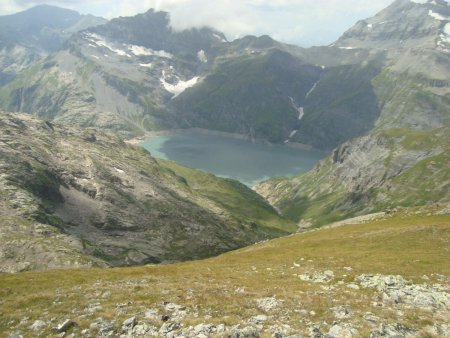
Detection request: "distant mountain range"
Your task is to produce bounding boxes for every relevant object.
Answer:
[0,5,106,85]
[0,1,448,149]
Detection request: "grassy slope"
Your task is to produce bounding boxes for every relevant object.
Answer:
[159,159,296,234]
[0,207,448,336]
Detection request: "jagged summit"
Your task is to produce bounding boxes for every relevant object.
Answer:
[83,8,227,55]
[335,0,450,50]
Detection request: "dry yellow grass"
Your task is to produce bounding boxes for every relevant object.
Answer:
[0,206,449,337]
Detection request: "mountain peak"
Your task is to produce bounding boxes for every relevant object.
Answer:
[409,0,448,5]
[334,0,450,50]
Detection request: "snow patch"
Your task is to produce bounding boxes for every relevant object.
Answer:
[85,33,131,57]
[437,23,450,48]
[339,46,356,50]
[440,33,450,44]
[410,0,429,4]
[91,55,99,60]
[367,23,373,29]
[85,34,174,59]
[197,50,208,63]
[428,10,449,20]
[139,63,153,68]
[160,71,200,98]
[444,23,450,35]
[128,45,153,56]
[128,44,173,58]
[114,167,125,174]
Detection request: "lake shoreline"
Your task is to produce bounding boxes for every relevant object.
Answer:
[137,130,327,187]
[125,128,317,151]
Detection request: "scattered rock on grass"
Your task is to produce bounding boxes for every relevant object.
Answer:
[256,297,282,312]
[299,270,334,283]
[328,324,358,338]
[370,323,416,337]
[30,320,46,331]
[249,315,268,325]
[52,319,76,333]
[356,274,450,309]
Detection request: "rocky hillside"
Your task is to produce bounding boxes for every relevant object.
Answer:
[256,127,450,227]
[0,112,295,273]
[0,5,106,85]
[0,206,448,337]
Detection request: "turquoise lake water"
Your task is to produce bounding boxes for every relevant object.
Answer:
[140,131,326,186]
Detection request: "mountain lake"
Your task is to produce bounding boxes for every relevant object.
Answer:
[140,130,327,186]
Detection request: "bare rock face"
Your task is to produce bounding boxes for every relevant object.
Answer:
[0,112,292,272]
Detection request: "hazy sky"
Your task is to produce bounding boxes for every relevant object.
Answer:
[0,0,399,46]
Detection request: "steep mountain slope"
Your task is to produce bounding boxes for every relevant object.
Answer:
[171,48,322,143]
[0,9,228,137]
[0,112,295,272]
[0,206,449,337]
[256,0,450,226]
[0,5,106,85]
